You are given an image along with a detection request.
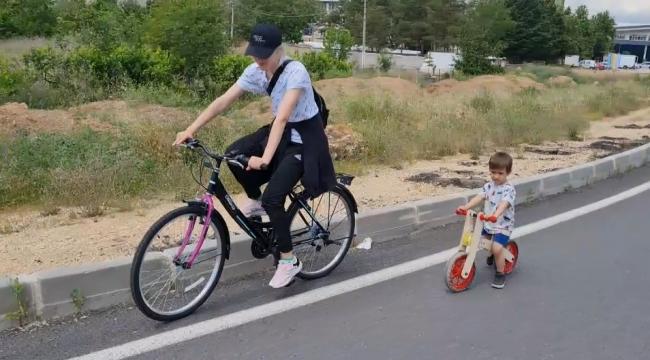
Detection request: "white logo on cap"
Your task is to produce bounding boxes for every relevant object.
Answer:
[253,35,265,44]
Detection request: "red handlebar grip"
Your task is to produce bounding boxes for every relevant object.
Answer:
[479,214,498,223]
[456,208,468,216]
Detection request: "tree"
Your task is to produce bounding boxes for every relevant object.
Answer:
[234,0,321,43]
[339,0,393,51]
[562,6,614,60]
[324,27,354,61]
[590,11,615,59]
[55,0,147,51]
[339,0,464,53]
[456,0,514,75]
[424,0,466,52]
[0,0,57,38]
[562,5,592,58]
[146,0,230,77]
[503,0,566,63]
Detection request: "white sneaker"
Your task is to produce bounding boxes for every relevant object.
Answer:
[241,199,266,218]
[269,257,302,288]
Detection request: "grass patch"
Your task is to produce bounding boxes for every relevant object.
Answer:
[0,37,52,60]
[343,78,650,165]
[2,72,650,212]
[0,111,261,209]
[509,64,589,84]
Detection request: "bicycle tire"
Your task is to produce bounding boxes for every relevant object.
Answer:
[130,205,226,321]
[287,186,355,280]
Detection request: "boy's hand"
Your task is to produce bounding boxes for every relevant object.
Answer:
[455,206,469,215]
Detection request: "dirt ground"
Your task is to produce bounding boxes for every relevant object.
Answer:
[426,75,545,97]
[2,76,650,276]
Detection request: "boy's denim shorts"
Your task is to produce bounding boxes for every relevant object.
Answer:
[481,229,510,246]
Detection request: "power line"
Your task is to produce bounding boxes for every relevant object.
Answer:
[250,10,322,18]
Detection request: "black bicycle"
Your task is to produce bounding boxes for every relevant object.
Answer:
[130,139,358,321]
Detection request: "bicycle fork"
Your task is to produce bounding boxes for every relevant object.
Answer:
[174,194,214,269]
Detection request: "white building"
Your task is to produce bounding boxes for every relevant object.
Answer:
[319,0,340,15]
[614,24,650,62]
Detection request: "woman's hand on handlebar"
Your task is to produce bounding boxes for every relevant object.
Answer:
[246,156,268,171]
[173,130,194,146]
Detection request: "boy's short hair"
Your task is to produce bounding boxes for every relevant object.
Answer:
[489,152,513,173]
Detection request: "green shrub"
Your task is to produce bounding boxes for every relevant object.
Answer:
[0,56,26,98]
[298,51,351,80]
[212,54,252,93]
[377,50,393,73]
[324,27,353,62]
[145,0,229,77]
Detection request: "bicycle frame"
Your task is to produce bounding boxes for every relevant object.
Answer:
[177,160,332,267]
[458,210,515,279]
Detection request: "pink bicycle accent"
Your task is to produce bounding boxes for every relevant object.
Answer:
[186,194,214,267]
[174,214,197,262]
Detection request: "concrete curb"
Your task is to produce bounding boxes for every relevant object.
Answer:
[2,143,650,330]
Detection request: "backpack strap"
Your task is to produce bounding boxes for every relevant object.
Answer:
[266,59,293,96]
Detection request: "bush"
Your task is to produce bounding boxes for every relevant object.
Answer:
[145,0,230,77]
[21,47,111,108]
[55,0,146,51]
[212,54,253,93]
[377,50,393,73]
[0,0,57,38]
[0,56,26,99]
[324,27,353,62]
[297,52,351,81]
[109,46,182,86]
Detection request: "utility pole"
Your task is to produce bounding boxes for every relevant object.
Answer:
[230,0,234,39]
[361,0,367,69]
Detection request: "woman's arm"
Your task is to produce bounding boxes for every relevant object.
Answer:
[173,84,245,145]
[247,88,303,170]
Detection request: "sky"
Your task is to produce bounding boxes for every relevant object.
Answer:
[565,0,650,25]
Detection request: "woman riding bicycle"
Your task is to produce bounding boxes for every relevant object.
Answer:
[173,24,336,288]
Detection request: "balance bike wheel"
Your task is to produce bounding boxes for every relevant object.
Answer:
[503,241,519,275]
[445,252,476,293]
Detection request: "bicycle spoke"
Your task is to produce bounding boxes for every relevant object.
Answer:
[141,270,171,295]
[191,247,222,263]
[133,207,226,319]
[327,196,341,229]
[289,188,354,278]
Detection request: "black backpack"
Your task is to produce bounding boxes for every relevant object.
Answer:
[266,60,329,128]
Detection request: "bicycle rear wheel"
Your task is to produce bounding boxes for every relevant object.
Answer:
[288,186,355,279]
[130,206,226,321]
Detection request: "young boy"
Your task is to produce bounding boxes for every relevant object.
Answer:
[457,152,516,289]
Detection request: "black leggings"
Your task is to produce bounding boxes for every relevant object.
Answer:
[226,138,303,253]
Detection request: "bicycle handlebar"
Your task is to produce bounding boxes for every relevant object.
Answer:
[182,138,268,171]
[455,208,497,223]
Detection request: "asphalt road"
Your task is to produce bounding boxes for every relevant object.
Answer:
[2,165,650,360]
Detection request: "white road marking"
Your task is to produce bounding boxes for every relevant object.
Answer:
[70,181,650,360]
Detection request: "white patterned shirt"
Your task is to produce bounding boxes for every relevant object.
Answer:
[236,58,318,143]
[480,181,516,236]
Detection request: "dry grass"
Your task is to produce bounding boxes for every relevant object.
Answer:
[1,71,649,212]
[0,37,52,60]
[343,79,650,165]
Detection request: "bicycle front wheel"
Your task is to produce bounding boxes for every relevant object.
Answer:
[288,186,355,279]
[130,206,226,321]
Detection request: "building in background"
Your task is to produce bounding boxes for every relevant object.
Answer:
[319,0,340,15]
[614,24,650,63]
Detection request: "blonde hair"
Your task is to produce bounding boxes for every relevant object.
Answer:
[271,45,285,62]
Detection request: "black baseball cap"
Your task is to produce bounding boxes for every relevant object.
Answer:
[245,24,282,59]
